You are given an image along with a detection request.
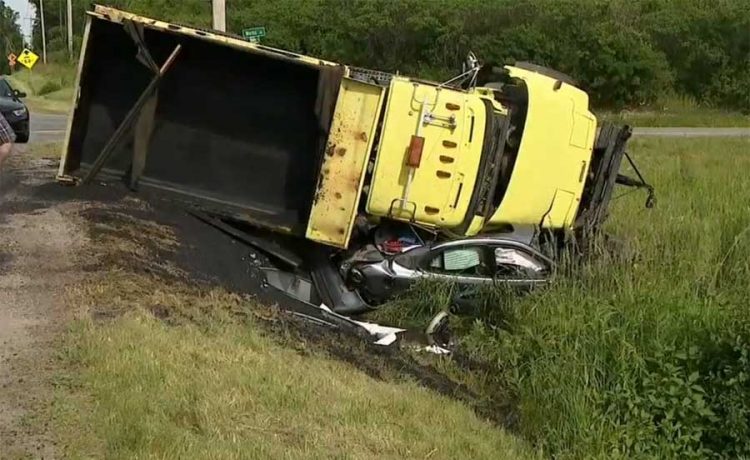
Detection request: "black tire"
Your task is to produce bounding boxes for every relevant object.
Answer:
[15,131,29,144]
[308,245,372,315]
[513,62,577,86]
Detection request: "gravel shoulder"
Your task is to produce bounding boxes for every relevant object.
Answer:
[0,155,88,458]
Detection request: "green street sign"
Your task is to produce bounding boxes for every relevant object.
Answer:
[243,27,266,43]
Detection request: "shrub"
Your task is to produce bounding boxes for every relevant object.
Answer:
[37,80,63,96]
[455,138,750,458]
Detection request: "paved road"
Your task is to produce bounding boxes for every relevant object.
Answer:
[25,111,750,143]
[633,127,750,137]
[29,112,68,144]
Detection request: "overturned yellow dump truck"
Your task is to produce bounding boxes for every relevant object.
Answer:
[59,6,652,313]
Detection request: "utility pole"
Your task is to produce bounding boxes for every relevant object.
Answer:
[212,0,225,32]
[39,0,47,64]
[66,0,73,58]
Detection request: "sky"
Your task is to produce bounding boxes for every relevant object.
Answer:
[4,0,34,41]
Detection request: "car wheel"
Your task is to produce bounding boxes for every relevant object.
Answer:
[15,131,29,144]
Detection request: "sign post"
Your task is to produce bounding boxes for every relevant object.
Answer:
[242,27,266,43]
[7,53,16,73]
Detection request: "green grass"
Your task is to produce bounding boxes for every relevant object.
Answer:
[21,142,63,159]
[7,63,75,114]
[394,137,750,458]
[53,273,535,459]
[49,137,750,458]
[598,95,750,127]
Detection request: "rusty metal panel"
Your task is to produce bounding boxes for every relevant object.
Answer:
[306,78,385,248]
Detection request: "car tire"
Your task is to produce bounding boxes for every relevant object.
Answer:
[15,131,29,144]
[308,245,372,315]
[513,62,577,86]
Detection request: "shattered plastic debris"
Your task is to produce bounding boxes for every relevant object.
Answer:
[260,266,452,354]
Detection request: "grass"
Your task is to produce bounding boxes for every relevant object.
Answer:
[46,137,749,458]
[53,271,535,459]
[6,63,76,114]
[598,95,750,127]
[386,137,750,458]
[21,142,63,159]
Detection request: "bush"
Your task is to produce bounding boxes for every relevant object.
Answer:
[39,0,749,110]
[454,138,750,458]
[37,80,63,96]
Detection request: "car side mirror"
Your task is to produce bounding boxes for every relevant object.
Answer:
[14,90,26,99]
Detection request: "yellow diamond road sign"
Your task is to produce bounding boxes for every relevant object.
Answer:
[17,49,39,69]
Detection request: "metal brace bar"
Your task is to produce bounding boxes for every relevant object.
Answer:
[123,20,160,73]
[82,44,181,185]
[189,210,304,268]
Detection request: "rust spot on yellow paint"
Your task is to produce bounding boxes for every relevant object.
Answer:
[358,131,368,142]
[335,192,343,199]
[336,147,347,156]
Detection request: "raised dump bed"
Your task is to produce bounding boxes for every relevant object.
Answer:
[60,6,344,234]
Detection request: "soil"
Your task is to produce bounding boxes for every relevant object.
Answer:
[0,156,88,459]
[0,150,513,458]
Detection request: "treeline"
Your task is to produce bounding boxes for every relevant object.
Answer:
[31,0,750,111]
[0,0,24,74]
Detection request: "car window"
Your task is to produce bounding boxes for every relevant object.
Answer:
[494,247,546,277]
[0,79,13,98]
[426,246,492,277]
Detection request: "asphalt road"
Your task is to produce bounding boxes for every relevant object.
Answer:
[29,112,68,144]
[26,111,750,144]
[632,127,750,137]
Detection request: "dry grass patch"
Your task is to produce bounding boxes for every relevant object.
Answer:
[56,270,535,459]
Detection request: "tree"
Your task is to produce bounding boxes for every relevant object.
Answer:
[0,1,23,74]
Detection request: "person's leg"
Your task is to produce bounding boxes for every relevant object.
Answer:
[0,142,12,170]
[0,142,10,191]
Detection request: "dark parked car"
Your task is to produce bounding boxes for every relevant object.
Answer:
[0,77,29,143]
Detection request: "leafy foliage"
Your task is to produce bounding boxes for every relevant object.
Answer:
[452,138,750,458]
[0,0,24,74]
[27,0,750,110]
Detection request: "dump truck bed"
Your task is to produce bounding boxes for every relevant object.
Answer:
[60,7,344,234]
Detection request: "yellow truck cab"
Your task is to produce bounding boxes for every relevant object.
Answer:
[308,62,597,247]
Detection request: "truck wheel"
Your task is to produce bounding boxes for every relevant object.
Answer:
[513,62,577,86]
[309,246,372,315]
